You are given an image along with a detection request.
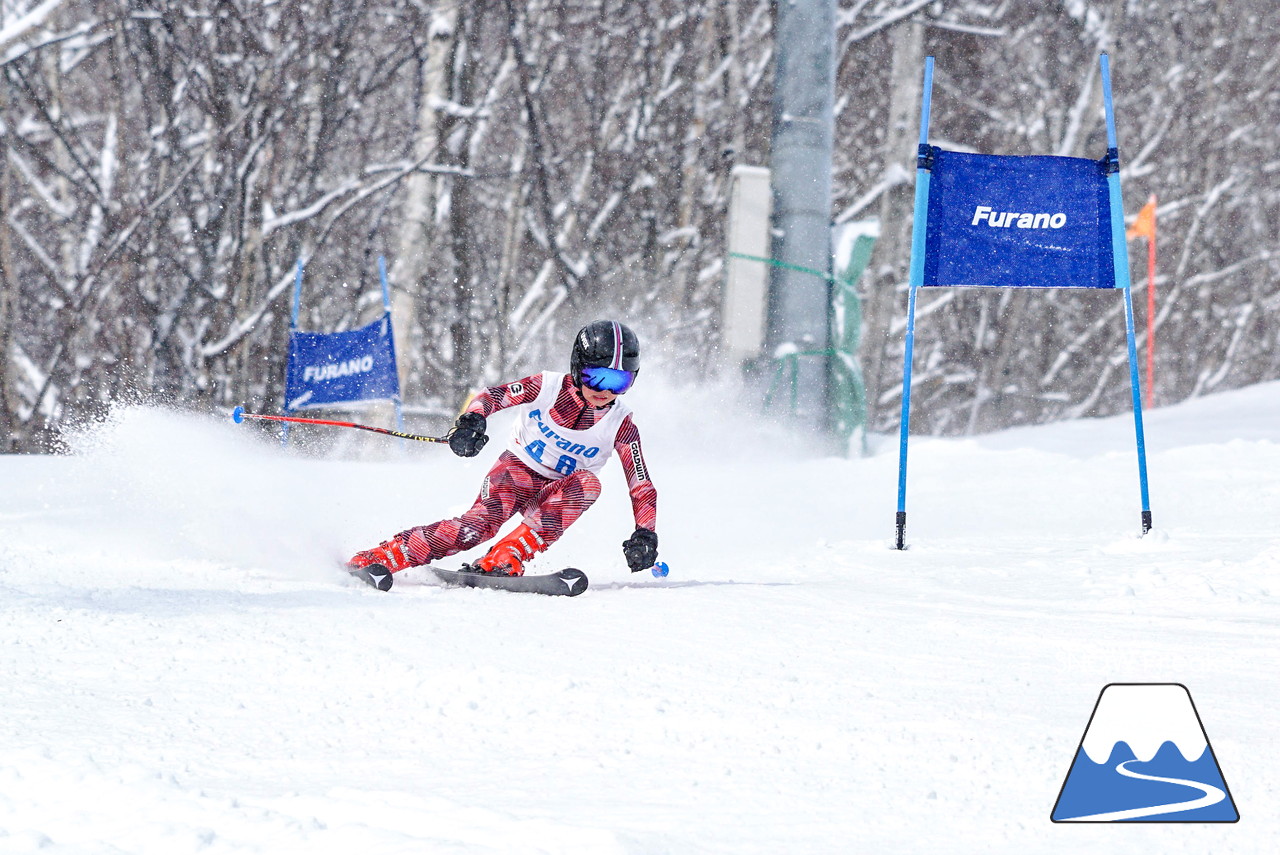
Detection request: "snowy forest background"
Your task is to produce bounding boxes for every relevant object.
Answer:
[0,0,1276,452]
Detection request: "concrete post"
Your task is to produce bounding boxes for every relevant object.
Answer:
[767,0,836,443]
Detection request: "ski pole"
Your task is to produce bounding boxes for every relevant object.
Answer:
[231,406,450,444]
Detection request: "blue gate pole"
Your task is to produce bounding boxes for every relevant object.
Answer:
[895,56,935,551]
[1101,54,1153,534]
[377,255,406,436]
[290,258,304,332]
[282,259,306,447]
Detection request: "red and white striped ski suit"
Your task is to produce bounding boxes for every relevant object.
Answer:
[395,372,656,566]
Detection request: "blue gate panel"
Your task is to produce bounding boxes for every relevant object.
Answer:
[285,313,400,411]
[923,148,1116,289]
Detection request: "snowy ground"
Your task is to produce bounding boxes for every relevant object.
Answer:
[2,378,1278,854]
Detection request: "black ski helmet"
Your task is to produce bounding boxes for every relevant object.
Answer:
[570,320,640,386]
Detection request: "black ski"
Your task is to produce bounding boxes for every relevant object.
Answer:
[427,565,589,597]
[346,563,394,591]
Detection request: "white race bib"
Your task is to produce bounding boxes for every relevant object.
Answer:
[509,372,630,478]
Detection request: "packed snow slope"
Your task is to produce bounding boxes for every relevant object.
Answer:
[2,379,1279,854]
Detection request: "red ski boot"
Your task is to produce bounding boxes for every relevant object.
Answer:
[471,523,546,577]
[346,538,412,591]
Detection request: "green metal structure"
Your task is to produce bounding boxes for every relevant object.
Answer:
[731,229,874,455]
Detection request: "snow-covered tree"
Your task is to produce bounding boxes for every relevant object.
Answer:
[0,0,1277,451]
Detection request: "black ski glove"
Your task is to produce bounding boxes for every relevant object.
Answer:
[448,412,489,458]
[622,527,658,573]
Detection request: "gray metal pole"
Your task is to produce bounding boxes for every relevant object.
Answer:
[767,0,836,443]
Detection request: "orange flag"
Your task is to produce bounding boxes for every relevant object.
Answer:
[1127,195,1156,240]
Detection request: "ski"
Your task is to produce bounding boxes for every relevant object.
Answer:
[427,565,589,597]
[346,563,394,591]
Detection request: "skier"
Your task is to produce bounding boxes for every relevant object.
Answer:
[346,320,659,591]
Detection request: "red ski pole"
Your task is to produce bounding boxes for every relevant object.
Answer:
[231,406,449,444]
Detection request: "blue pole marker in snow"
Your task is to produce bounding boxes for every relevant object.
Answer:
[289,259,304,331]
[651,561,670,578]
[1052,684,1238,822]
[282,260,306,446]
[895,55,934,551]
[376,255,406,436]
[1101,53,1154,535]
[892,54,1154,548]
[231,406,245,424]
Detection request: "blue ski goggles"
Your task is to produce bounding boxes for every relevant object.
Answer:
[580,365,636,394]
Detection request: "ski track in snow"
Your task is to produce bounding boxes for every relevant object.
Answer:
[2,379,1280,853]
